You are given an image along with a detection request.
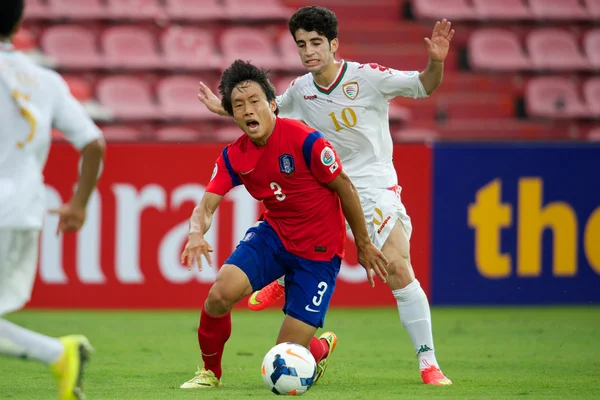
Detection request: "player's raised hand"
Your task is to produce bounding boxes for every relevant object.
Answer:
[49,201,86,235]
[356,243,389,287]
[198,82,228,116]
[181,232,214,271]
[424,18,455,63]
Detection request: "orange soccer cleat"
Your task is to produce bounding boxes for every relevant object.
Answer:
[247,280,285,311]
[421,364,453,386]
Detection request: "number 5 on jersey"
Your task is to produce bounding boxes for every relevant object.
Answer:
[328,107,357,132]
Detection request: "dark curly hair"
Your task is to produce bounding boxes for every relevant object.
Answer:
[219,60,278,116]
[0,0,23,37]
[288,6,338,43]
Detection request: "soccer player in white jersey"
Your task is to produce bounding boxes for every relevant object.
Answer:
[0,1,105,398]
[197,6,454,386]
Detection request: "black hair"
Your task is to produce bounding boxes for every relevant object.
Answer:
[219,59,278,116]
[0,0,24,37]
[288,6,338,43]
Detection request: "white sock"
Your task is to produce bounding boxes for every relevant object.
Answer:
[393,279,439,370]
[0,319,64,365]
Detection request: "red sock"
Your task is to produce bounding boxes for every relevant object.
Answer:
[309,337,329,363]
[197,306,231,379]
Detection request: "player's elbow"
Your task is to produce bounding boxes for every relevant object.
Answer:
[82,138,106,159]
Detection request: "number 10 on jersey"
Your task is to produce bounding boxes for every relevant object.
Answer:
[328,107,357,132]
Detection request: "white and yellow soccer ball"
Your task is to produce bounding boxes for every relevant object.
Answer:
[261,342,316,396]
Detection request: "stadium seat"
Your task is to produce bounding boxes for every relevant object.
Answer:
[49,0,107,19]
[101,125,145,141]
[220,28,280,70]
[411,0,476,20]
[525,77,588,119]
[529,0,587,20]
[274,75,298,96]
[278,31,304,71]
[583,77,600,118]
[215,126,243,143]
[468,29,532,71]
[392,128,439,142]
[584,29,600,69]
[586,0,600,19]
[41,26,104,69]
[161,27,221,70]
[587,127,600,141]
[155,126,202,141]
[157,76,219,120]
[96,76,160,120]
[62,75,93,102]
[164,0,224,21]
[102,26,162,69]
[24,0,50,19]
[472,0,532,20]
[106,0,165,20]
[224,0,290,21]
[526,29,590,71]
[13,27,37,52]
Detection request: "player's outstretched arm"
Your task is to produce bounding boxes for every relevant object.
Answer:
[181,192,224,271]
[327,172,389,287]
[198,82,230,117]
[49,138,105,235]
[419,18,455,95]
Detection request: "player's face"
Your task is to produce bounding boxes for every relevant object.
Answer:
[230,81,277,145]
[294,29,339,73]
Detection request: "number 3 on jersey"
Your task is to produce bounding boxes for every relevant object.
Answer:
[328,107,357,132]
[270,182,286,201]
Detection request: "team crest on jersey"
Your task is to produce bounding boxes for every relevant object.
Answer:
[342,82,359,100]
[279,154,295,175]
[321,147,335,166]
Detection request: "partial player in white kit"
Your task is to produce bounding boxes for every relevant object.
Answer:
[0,1,105,398]
[197,6,454,386]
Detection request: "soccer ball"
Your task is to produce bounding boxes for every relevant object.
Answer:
[261,342,316,396]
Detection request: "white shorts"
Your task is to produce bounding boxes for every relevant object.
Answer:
[0,229,39,316]
[347,185,413,250]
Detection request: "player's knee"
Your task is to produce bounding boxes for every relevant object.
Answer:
[206,284,237,314]
[386,255,410,276]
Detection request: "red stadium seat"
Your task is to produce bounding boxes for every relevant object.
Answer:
[274,75,298,96]
[13,27,38,52]
[157,76,219,120]
[583,77,600,118]
[525,77,588,119]
[587,127,600,141]
[411,0,476,20]
[96,76,160,120]
[584,29,600,69]
[24,0,50,19]
[62,75,93,102]
[526,29,590,71]
[220,28,280,70]
[101,125,145,141]
[224,0,290,21]
[161,27,220,70]
[164,0,224,21]
[41,26,104,69]
[468,29,531,71]
[102,26,162,69]
[278,31,304,71]
[106,0,165,20]
[49,0,107,19]
[529,0,587,20]
[215,126,243,143]
[155,126,202,141]
[472,0,532,20]
[586,0,600,19]
[392,128,439,142]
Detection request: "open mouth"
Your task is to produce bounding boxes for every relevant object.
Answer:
[305,59,320,67]
[246,120,260,133]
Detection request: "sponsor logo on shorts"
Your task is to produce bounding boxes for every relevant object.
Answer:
[304,305,319,313]
[377,216,392,234]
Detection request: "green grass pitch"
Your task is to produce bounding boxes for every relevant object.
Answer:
[1,307,598,399]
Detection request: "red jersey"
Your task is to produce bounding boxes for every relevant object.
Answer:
[206,117,345,261]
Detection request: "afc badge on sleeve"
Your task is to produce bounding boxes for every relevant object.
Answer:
[279,154,295,175]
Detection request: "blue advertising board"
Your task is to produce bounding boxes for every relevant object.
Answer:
[432,143,600,305]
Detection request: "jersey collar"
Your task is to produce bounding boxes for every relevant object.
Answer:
[313,60,347,95]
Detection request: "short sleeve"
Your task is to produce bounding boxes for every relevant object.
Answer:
[359,63,428,101]
[301,131,342,184]
[50,72,103,150]
[206,147,241,196]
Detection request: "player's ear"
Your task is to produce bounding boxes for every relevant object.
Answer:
[269,98,277,113]
[329,38,339,54]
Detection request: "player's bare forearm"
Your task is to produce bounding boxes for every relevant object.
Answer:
[419,59,444,95]
[327,172,371,248]
[72,138,105,208]
[189,192,223,236]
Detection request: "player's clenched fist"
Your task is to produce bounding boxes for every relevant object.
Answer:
[356,243,389,288]
[181,232,214,271]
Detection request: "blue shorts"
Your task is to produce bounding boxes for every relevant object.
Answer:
[225,221,341,328]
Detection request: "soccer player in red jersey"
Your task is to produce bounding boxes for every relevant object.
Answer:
[179,60,388,389]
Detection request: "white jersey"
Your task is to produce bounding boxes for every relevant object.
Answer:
[276,60,427,189]
[0,44,102,229]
